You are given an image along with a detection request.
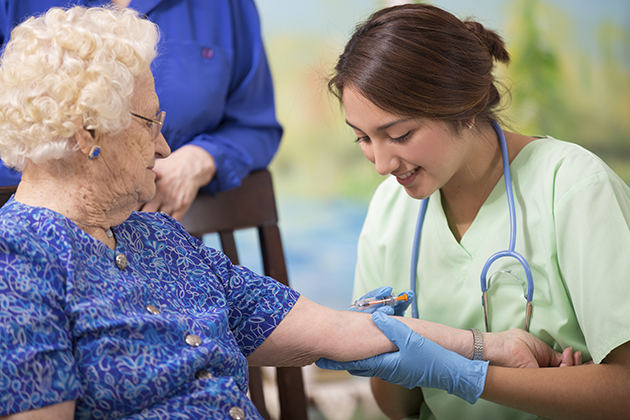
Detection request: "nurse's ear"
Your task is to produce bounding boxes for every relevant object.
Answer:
[462,119,476,130]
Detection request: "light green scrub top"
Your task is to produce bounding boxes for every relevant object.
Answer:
[354,138,630,420]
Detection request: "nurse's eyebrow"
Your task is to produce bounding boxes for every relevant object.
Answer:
[346,118,412,132]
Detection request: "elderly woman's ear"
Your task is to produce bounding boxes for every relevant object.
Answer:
[73,118,100,160]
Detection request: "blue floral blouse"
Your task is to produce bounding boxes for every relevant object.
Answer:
[0,198,300,419]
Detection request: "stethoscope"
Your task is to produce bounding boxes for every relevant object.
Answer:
[409,120,533,332]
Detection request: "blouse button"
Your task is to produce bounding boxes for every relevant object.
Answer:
[115,253,128,270]
[229,406,246,420]
[185,334,202,347]
[145,304,161,315]
[195,369,213,380]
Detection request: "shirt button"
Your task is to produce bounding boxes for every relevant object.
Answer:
[201,47,214,59]
[145,304,161,315]
[195,369,213,380]
[185,334,202,347]
[115,253,128,270]
[229,406,246,420]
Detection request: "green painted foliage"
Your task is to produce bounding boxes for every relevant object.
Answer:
[267,0,630,197]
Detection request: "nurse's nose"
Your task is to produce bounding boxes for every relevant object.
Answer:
[372,143,398,176]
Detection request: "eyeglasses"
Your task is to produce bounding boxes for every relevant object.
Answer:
[130,110,165,139]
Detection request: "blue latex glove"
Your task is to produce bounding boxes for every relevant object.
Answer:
[316,312,488,404]
[352,286,415,317]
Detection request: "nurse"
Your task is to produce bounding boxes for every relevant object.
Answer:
[317,4,630,419]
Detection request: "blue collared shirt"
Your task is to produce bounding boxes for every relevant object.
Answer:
[0,0,282,194]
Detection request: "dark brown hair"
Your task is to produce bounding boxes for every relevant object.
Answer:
[329,3,510,128]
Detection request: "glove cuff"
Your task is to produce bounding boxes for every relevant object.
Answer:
[455,359,489,404]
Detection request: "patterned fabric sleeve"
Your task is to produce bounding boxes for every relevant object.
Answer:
[0,233,84,416]
[159,213,300,357]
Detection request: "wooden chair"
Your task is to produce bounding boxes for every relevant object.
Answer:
[0,185,17,207]
[180,169,308,420]
[0,171,309,420]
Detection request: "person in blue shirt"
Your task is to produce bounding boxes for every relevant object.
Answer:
[0,0,282,220]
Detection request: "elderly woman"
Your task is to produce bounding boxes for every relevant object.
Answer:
[0,6,573,420]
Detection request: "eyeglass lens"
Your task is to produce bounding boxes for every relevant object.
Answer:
[153,111,165,139]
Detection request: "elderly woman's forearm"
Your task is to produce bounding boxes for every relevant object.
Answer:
[247,296,395,366]
[247,296,470,366]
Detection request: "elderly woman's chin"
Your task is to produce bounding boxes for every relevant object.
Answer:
[137,175,158,204]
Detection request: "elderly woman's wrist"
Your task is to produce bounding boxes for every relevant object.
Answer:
[479,331,503,363]
[453,328,474,360]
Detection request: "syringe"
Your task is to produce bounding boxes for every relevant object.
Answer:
[349,293,409,311]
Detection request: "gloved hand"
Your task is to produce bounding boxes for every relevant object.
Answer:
[316,312,489,404]
[352,286,415,317]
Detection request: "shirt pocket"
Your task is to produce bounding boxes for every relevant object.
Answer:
[152,40,234,148]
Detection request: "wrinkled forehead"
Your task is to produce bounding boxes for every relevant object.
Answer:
[132,70,160,114]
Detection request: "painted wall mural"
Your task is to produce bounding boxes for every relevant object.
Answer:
[258,0,630,196]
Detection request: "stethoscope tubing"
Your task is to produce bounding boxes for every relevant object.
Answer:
[410,198,429,319]
[479,121,534,303]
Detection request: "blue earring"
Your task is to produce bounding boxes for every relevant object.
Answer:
[88,145,101,160]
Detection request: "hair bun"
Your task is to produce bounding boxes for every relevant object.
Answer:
[464,21,510,64]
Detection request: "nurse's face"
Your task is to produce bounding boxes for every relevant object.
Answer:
[343,87,469,200]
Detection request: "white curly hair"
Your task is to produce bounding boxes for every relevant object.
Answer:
[0,5,159,170]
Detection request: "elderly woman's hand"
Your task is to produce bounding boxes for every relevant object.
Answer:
[483,329,588,369]
[138,145,215,220]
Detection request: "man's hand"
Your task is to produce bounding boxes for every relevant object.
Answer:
[138,145,216,220]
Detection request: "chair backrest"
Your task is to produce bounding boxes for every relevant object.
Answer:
[0,185,17,207]
[181,169,308,420]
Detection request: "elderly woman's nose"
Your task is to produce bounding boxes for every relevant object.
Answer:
[155,132,171,158]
